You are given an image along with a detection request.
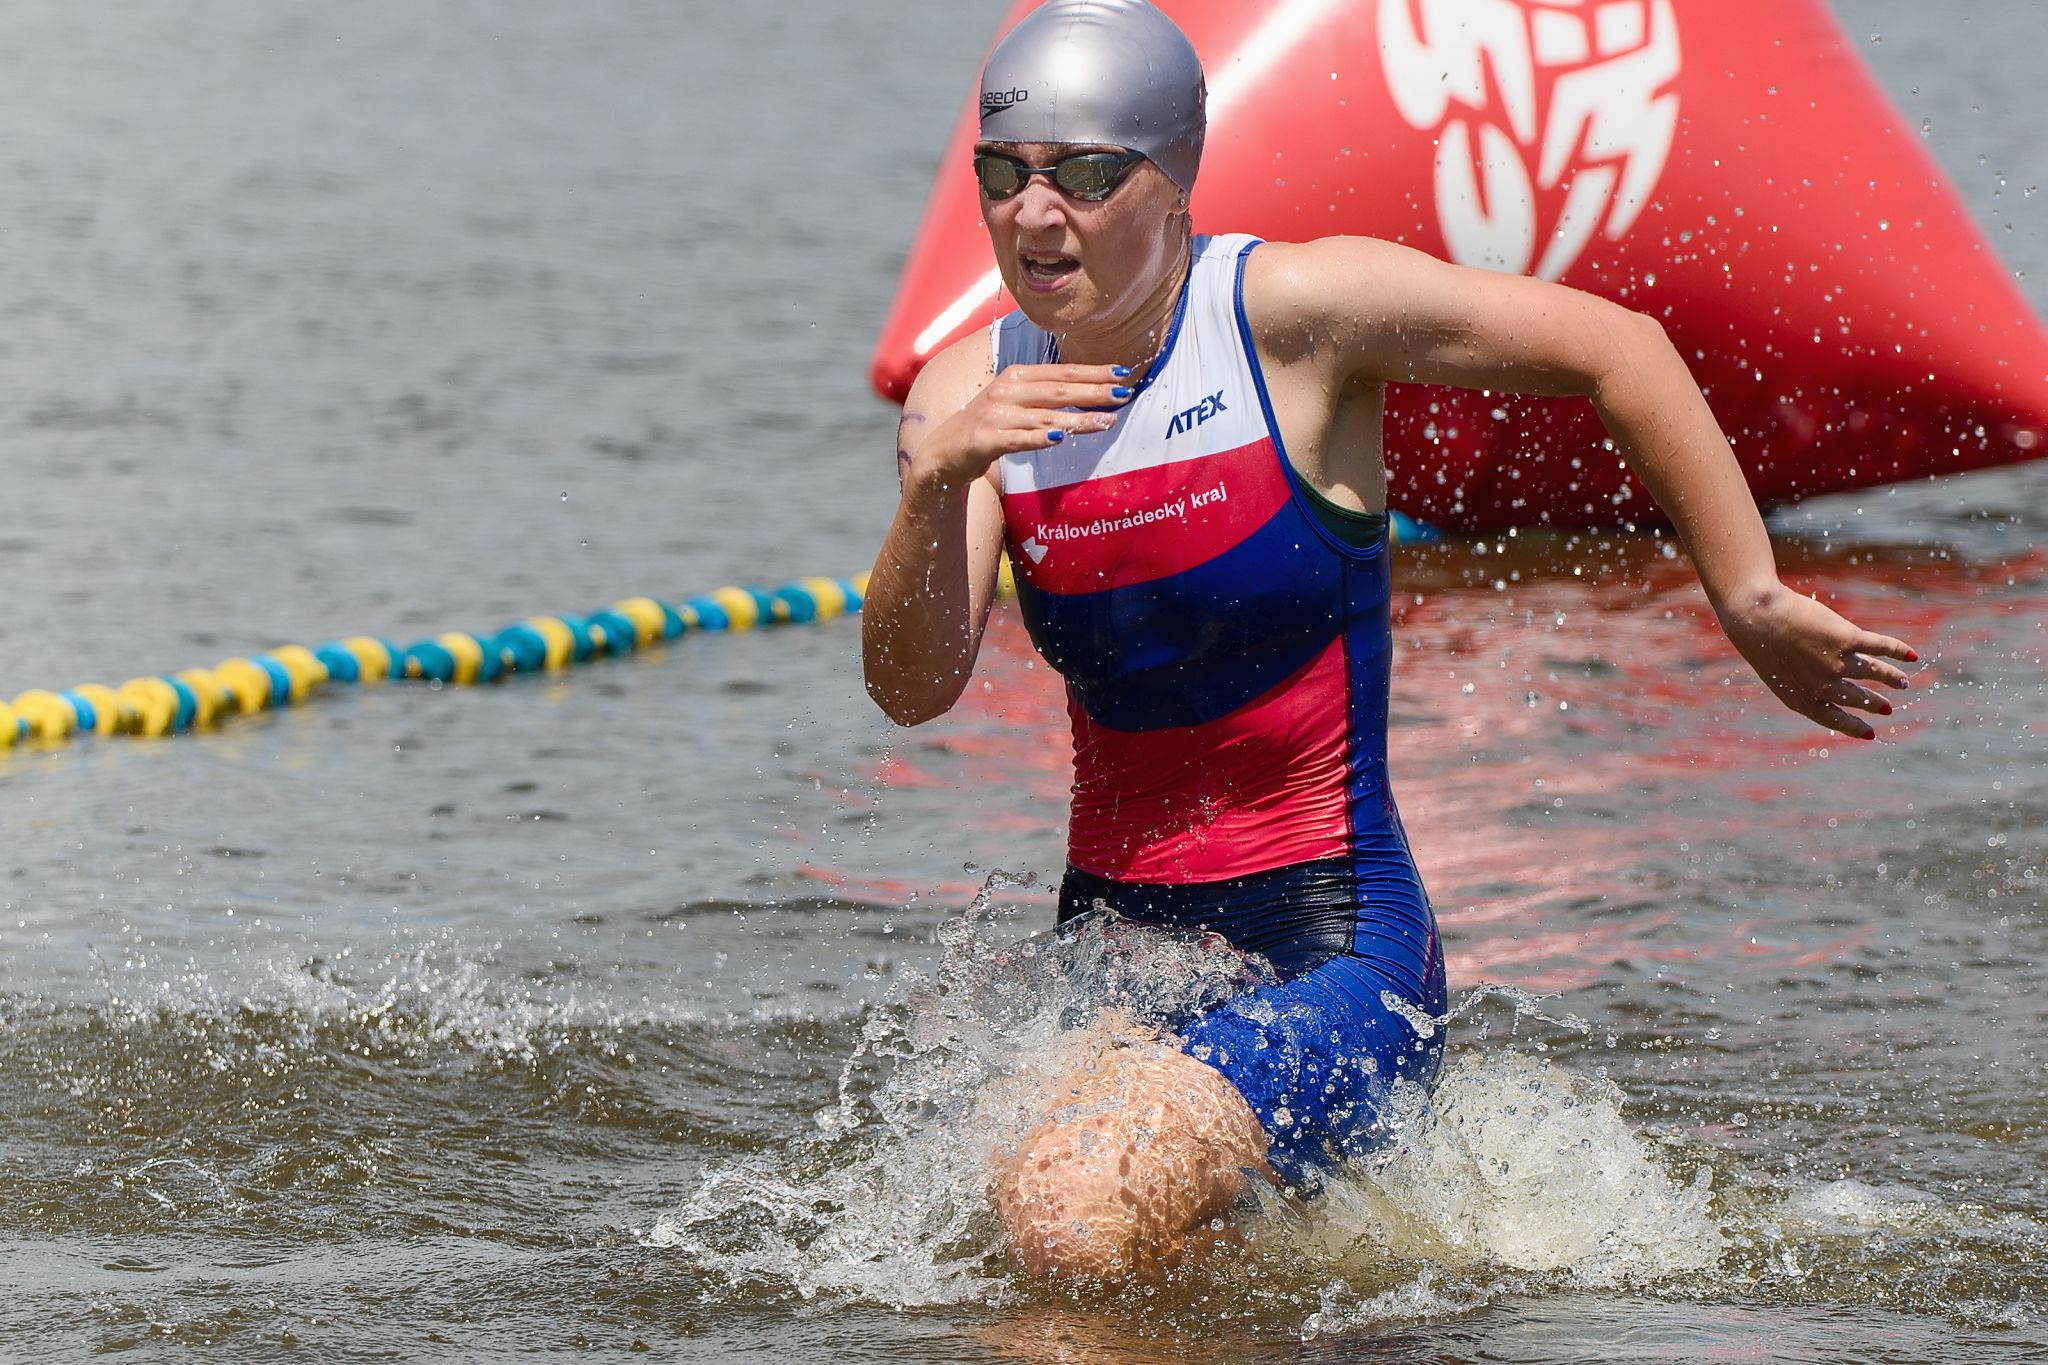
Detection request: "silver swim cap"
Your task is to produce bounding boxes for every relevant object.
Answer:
[978,0,1206,193]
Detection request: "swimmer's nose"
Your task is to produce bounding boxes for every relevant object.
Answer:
[1011,179,1070,234]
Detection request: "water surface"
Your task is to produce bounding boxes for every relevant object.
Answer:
[1,1,2045,1360]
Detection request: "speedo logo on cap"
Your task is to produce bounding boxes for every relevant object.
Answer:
[980,88,1028,119]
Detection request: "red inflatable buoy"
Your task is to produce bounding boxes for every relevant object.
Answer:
[871,0,2048,533]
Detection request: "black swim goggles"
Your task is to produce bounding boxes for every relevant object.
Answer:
[973,148,1148,202]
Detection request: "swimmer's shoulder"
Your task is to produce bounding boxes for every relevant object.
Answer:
[895,330,1003,487]
[1240,234,1441,325]
[901,330,999,427]
[1241,234,1477,379]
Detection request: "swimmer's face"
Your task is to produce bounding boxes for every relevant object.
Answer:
[975,141,1189,342]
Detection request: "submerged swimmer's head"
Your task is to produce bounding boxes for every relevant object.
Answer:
[977,0,1207,195]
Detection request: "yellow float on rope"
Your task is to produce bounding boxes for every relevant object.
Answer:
[119,677,181,738]
[794,576,849,619]
[610,597,668,646]
[11,690,76,740]
[173,669,227,728]
[708,586,759,630]
[212,658,272,714]
[436,632,485,686]
[267,645,329,702]
[340,637,393,684]
[523,617,575,671]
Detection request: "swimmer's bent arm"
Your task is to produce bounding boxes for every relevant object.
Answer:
[1246,236,1916,739]
[861,336,1128,725]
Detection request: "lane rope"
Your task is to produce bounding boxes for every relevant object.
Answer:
[0,573,869,748]
[0,511,1436,750]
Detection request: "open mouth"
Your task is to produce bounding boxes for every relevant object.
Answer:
[1019,252,1080,287]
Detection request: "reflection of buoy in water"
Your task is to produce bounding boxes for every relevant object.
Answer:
[873,0,2048,533]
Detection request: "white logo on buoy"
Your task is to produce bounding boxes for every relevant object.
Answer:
[1379,0,1681,280]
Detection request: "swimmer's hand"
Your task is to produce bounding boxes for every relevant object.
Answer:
[905,363,1130,493]
[864,356,1134,726]
[1717,583,1917,740]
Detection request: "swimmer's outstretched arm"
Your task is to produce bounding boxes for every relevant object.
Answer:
[862,336,1128,725]
[1246,236,1917,740]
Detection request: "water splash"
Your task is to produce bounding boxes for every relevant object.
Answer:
[1318,1051,1723,1283]
[71,942,630,1070]
[1379,989,1440,1039]
[646,872,1273,1305]
[647,876,1727,1316]
[1716,1175,2048,1328]
[1382,980,1594,1046]
[1301,1264,1500,1338]
[1445,981,1594,1038]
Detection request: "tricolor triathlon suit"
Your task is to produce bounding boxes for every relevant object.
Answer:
[994,233,1448,1180]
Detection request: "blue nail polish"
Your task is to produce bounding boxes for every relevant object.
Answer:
[1047,428,1065,443]
[1111,365,1132,379]
[1111,385,1133,399]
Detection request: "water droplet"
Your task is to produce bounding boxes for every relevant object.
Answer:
[1379,991,1440,1039]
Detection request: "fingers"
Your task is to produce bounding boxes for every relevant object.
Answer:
[1850,631,1918,664]
[1007,405,1115,449]
[977,368,1132,453]
[1820,679,1894,717]
[966,411,1104,456]
[1726,591,1920,740]
[1838,627,1920,693]
[1804,673,1905,740]
[1843,651,1914,690]
[999,378,1134,411]
[1808,701,1878,742]
[993,363,1136,413]
[1005,362,1133,385]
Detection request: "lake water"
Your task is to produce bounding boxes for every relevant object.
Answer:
[1,1,2044,1360]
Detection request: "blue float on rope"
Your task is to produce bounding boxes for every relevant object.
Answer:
[681,596,730,632]
[256,657,294,707]
[164,676,199,733]
[315,643,361,685]
[59,691,98,734]
[586,609,638,657]
[401,640,457,684]
[492,624,550,673]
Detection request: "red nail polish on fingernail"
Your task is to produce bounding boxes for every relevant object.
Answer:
[1905,650,1919,662]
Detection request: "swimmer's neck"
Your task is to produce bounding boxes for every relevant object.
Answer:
[1051,240,1192,380]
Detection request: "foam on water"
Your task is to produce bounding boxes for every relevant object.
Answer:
[62,939,634,1069]
[1283,1051,1727,1337]
[1715,1173,2048,1329]
[649,875,1731,1325]
[30,927,850,1076]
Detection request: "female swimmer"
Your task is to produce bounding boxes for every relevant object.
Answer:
[861,0,1916,1281]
